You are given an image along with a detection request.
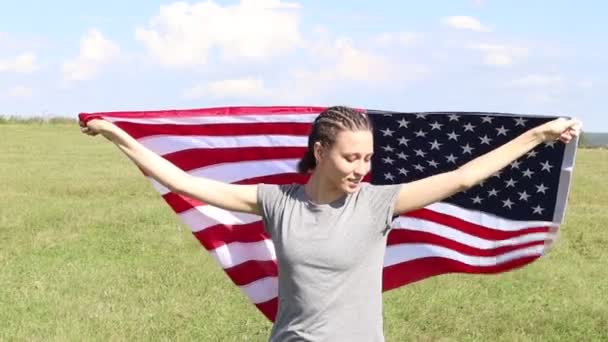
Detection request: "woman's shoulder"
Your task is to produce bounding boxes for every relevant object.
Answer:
[357,182,399,192]
[259,182,303,192]
[258,182,304,199]
[356,182,402,202]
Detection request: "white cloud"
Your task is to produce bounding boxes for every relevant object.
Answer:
[303,37,405,83]
[182,34,429,103]
[62,29,120,81]
[442,16,491,32]
[468,43,528,66]
[330,38,394,82]
[0,52,39,73]
[183,77,271,99]
[135,0,302,68]
[280,36,428,102]
[376,32,422,46]
[7,85,33,99]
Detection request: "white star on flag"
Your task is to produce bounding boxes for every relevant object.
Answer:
[398,118,410,128]
[448,114,460,121]
[488,188,499,197]
[461,144,474,155]
[463,123,476,132]
[536,183,548,194]
[496,126,509,136]
[381,128,394,136]
[447,131,460,141]
[397,152,408,160]
[502,198,515,209]
[514,117,527,126]
[479,135,492,145]
[446,154,458,163]
[429,122,443,130]
[522,169,535,178]
[415,130,427,137]
[541,161,554,172]
[472,196,483,204]
[532,205,545,214]
[429,140,442,150]
[518,191,531,201]
[382,156,395,165]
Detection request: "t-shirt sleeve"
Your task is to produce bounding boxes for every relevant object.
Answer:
[256,183,285,237]
[362,183,403,233]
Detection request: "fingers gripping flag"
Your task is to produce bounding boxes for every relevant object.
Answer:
[79,106,578,321]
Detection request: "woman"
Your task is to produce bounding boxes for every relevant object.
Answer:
[81,106,580,341]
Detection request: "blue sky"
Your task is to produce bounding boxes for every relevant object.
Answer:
[1,0,607,131]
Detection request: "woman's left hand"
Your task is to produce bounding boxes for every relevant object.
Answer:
[537,117,582,144]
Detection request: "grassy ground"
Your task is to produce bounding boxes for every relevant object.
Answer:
[1,123,606,341]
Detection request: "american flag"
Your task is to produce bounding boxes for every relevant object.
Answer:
[79,106,577,321]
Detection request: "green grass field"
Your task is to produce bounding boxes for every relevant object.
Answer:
[1,123,606,341]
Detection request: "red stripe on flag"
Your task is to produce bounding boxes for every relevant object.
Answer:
[79,106,326,120]
[193,222,267,250]
[116,121,313,139]
[381,255,540,291]
[404,209,550,240]
[223,259,278,286]
[387,229,548,256]
[163,146,307,171]
[255,297,278,322]
[163,193,202,213]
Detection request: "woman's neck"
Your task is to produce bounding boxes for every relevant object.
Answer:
[304,171,345,205]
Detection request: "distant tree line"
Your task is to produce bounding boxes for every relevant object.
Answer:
[579,132,608,148]
[0,115,76,124]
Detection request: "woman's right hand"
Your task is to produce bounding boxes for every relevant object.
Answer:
[535,117,582,144]
[80,118,112,137]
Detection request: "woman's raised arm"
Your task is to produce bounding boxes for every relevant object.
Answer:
[81,119,260,215]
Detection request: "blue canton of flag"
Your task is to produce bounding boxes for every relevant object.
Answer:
[369,111,568,222]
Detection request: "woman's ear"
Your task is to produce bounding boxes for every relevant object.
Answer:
[313,141,323,165]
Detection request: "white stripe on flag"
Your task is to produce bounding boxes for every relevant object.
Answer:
[239,276,278,304]
[140,135,308,156]
[149,158,300,195]
[105,113,319,125]
[426,202,556,231]
[383,243,544,268]
[392,216,555,248]
[210,240,276,269]
[179,205,261,232]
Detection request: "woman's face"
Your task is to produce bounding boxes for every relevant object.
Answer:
[315,129,374,193]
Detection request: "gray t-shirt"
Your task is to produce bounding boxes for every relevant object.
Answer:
[257,182,402,342]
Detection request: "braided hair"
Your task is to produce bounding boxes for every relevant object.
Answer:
[297,106,373,173]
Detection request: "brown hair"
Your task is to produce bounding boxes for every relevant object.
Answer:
[297,106,373,173]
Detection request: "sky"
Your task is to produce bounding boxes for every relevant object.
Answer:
[1,0,607,131]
